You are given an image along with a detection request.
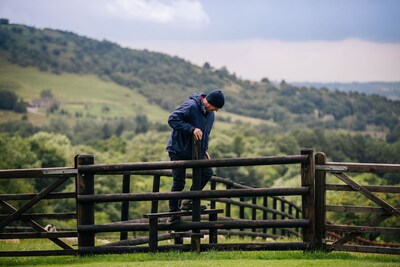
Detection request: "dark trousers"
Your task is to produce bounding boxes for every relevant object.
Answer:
[168,153,213,212]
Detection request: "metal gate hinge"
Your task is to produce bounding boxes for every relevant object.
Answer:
[315,165,348,172]
[42,169,78,175]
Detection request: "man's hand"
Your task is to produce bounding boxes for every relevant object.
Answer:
[193,128,203,140]
[205,151,211,159]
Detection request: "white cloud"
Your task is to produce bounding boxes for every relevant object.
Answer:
[105,0,209,26]
[121,39,400,82]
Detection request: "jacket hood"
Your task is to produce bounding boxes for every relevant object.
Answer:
[189,93,206,113]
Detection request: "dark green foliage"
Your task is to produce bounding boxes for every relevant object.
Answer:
[29,138,67,191]
[0,120,40,137]
[0,18,9,25]
[0,89,27,112]
[135,114,149,134]
[0,89,17,109]
[387,123,400,143]
[40,88,53,98]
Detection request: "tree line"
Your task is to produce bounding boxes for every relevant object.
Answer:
[1,22,399,142]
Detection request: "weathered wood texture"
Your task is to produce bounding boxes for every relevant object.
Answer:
[77,187,309,203]
[78,219,310,233]
[314,152,326,250]
[78,155,309,174]
[316,155,400,255]
[301,149,315,249]
[324,162,400,173]
[76,155,95,249]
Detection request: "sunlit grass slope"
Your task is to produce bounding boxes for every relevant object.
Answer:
[0,58,169,124]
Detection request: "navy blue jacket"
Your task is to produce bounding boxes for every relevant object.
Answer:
[166,93,215,159]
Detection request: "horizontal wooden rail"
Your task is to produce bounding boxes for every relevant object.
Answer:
[324,162,400,173]
[209,197,296,219]
[0,192,75,201]
[77,187,309,203]
[78,155,309,174]
[0,212,76,220]
[211,176,302,214]
[103,229,281,247]
[327,224,400,235]
[326,184,400,193]
[0,167,76,179]
[326,205,398,214]
[93,170,303,215]
[78,219,310,233]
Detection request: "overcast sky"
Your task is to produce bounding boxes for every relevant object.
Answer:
[1,0,399,82]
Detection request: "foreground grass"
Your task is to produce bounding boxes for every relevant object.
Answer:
[0,250,399,267]
[1,239,399,266]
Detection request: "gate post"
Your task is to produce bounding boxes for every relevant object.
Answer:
[76,154,95,251]
[315,152,327,251]
[191,139,202,252]
[120,174,131,240]
[301,149,315,250]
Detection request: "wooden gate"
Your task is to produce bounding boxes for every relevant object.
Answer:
[0,165,78,256]
[314,152,400,254]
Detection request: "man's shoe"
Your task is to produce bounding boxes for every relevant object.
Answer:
[166,216,182,224]
[181,200,207,211]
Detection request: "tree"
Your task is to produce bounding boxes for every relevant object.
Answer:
[203,62,211,70]
[40,89,54,98]
[28,132,70,191]
[0,89,27,113]
[0,18,9,25]
[261,77,270,84]
[102,123,111,139]
[135,115,149,134]
[232,135,245,157]
[386,123,400,143]
[0,90,18,110]
[0,133,38,194]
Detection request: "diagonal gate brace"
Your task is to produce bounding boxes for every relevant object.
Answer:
[0,200,73,250]
[333,204,400,246]
[333,173,400,219]
[0,177,69,231]
[332,172,400,246]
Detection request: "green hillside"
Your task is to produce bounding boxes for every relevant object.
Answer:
[0,57,273,131]
[1,21,399,143]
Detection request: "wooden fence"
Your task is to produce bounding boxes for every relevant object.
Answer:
[75,148,313,254]
[0,149,399,256]
[315,152,400,254]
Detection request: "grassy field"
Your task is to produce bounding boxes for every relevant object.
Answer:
[0,239,399,267]
[0,250,399,267]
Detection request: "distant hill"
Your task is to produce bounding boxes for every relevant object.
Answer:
[0,20,399,142]
[292,82,400,100]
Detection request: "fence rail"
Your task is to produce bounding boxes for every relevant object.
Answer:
[0,149,399,256]
[77,155,308,174]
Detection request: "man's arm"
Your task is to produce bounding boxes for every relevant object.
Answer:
[168,101,195,134]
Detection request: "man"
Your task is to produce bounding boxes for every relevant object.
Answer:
[166,90,225,224]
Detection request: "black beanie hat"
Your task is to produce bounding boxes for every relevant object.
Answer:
[206,90,225,108]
